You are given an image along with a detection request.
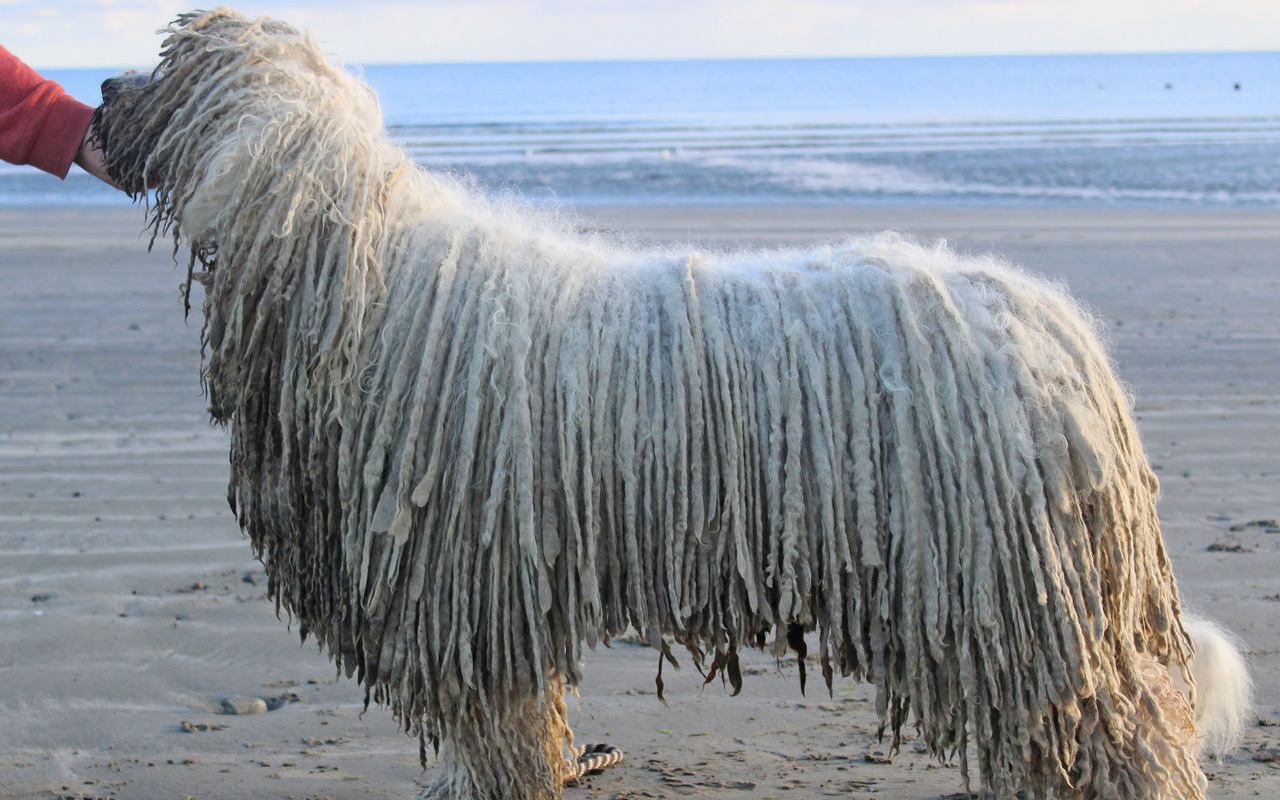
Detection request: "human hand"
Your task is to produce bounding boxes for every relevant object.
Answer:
[74,126,116,188]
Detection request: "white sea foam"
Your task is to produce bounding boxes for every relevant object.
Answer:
[704,154,1280,206]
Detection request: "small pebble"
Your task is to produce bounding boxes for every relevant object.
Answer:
[220,696,269,715]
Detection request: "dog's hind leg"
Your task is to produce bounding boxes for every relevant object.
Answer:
[418,676,576,800]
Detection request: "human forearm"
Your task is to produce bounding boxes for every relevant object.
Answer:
[0,44,96,179]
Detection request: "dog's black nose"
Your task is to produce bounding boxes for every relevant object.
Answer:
[101,70,149,100]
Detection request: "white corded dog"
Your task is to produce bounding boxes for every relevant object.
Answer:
[91,9,1250,799]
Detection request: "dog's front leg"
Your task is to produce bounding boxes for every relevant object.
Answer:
[419,676,574,800]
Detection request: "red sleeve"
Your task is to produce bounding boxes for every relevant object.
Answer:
[0,44,95,179]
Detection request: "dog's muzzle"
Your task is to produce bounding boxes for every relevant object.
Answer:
[101,70,152,100]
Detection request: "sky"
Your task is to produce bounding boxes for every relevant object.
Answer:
[5,0,1279,68]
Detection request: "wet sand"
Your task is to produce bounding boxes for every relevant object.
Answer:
[1,206,1277,799]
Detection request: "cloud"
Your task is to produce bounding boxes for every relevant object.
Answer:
[7,0,1280,68]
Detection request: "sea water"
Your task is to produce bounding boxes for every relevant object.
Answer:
[6,51,1278,208]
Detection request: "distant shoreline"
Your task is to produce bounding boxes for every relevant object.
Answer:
[32,48,1280,73]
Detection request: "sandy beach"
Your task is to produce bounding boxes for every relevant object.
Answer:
[1,205,1277,800]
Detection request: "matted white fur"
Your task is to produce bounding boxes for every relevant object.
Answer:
[90,9,1251,800]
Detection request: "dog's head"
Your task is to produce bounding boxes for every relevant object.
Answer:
[92,9,268,201]
[93,70,156,195]
[91,8,389,245]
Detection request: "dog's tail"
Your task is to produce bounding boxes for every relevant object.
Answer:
[1183,615,1252,759]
